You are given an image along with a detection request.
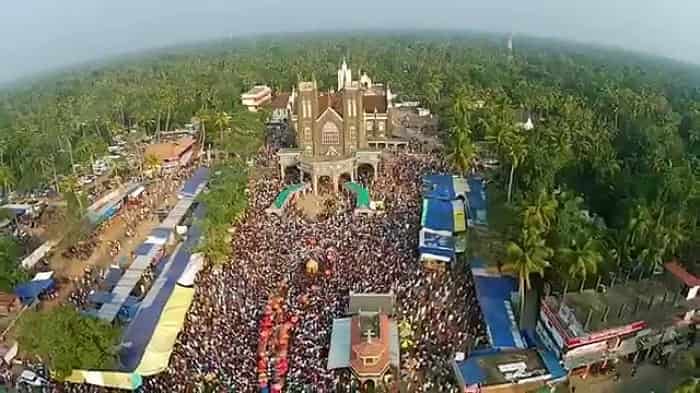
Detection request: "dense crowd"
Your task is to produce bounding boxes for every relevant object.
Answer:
[137,148,487,392]
[46,129,489,393]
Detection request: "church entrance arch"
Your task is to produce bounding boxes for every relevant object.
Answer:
[284,165,301,185]
[363,380,376,393]
[357,163,375,186]
[317,175,333,194]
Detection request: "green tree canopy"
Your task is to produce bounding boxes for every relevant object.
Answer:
[17,306,121,378]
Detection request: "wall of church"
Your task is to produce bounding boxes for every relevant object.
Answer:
[296,83,319,156]
[314,115,344,157]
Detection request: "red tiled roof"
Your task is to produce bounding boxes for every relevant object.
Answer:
[144,136,195,162]
[363,95,387,114]
[665,260,700,287]
[270,93,290,110]
[318,94,344,117]
[349,314,391,376]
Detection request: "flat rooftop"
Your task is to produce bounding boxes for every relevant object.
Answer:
[242,85,270,96]
[545,276,694,335]
[455,349,550,387]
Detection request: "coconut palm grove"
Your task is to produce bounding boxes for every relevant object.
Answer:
[0,32,697,393]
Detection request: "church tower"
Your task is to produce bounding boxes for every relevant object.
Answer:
[297,79,318,156]
[337,59,352,91]
[343,81,365,153]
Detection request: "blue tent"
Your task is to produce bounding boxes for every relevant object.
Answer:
[14,279,54,305]
[472,273,524,348]
[118,296,141,322]
[421,198,454,232]
[104,267,123,288]
[134,242,155,256]
[467,176,488,226]
[418,229,456,262]
[88,291,114,305]
[422,174,468,201]
[180,167,209,198]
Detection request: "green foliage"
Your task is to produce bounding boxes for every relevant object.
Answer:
[0,32,698,272]
[0,236,29,292]
[197,162,249,264]
[17,306,121,378]
[672,378,699,393]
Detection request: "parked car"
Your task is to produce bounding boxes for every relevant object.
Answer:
[16,370,48,387]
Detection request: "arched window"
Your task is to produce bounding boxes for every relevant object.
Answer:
[322,122,340,145]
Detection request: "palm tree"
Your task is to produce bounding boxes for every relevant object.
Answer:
[485,112,527,203]
[522,188,558,234]
[144,154,161,173]
[557,238,603,283]
[213,111,232,142]
[194,108,211,147]
[0,165,15,195]
[447,127,476,174]
[60,175,84,213]
[503,228,552,323]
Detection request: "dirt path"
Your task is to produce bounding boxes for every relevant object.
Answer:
[44,184,181,308]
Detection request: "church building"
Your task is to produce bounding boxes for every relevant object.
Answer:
[278,60,407,194]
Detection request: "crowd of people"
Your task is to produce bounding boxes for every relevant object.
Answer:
[135,145,487,392]
[43,121,490,393]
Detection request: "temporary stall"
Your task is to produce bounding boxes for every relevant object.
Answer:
[418,228,456,263]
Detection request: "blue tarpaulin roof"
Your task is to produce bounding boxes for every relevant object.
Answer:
[539,349,567,380]
[104,267,123,287]
[422,174,468,201]
[149,227,171,241]
[180,167,209,198]
[456,357,487,385]
[134,242,155,256]
[88,291,113,305]
[421,198,454,232]
[14,279,54,304]
[120,203,205,371]
[472,273,524,348]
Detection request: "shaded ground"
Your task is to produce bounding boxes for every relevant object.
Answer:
[296,193,335,220]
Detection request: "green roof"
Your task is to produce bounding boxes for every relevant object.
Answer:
[344,182,371,209]
[273,183,305,209]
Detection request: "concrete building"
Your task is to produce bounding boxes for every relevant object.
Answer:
[536,261,699,374]
[240,85,272,112]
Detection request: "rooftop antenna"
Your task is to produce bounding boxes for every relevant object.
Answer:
[584,308,594,330]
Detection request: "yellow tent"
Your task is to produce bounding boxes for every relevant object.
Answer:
[135,285,195,376]
[63,370,142,390]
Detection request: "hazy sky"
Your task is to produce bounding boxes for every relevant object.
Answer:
[1,1,698,83]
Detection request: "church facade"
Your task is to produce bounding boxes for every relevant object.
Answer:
[290,60,395,155]
[278,60,407,194]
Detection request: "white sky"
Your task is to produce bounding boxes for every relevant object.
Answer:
[1,0,697,82]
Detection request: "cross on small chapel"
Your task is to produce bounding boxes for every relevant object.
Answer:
[364,329,376,343]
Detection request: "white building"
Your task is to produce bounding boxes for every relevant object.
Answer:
[241,85,272,112]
